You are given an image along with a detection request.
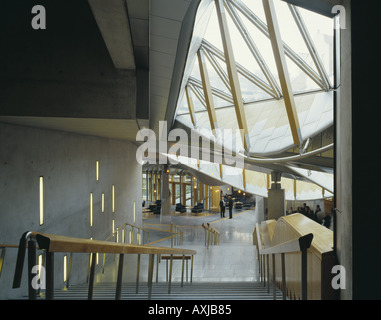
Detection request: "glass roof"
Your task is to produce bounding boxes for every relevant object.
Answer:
[171,0,335,200]
[176,0,334,116]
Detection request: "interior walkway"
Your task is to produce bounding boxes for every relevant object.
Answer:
[95,207,260,284]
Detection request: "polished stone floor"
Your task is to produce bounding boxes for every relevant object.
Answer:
[95,207,261,284]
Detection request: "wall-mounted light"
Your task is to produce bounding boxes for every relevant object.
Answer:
[133,201,136,223]
[112,185,115,213]
[90,193,93,227]
[101,193,105,213]
[39,177,44,226]
[38,254,43,281]
[96,161,99,181]
[63,255,67,282]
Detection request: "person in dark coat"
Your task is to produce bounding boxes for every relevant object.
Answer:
[228,196,233,219]
[323,212,331,229]
[219,197,226,218]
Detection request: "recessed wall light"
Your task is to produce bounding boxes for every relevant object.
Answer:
[112,185,115,213]
[39,177,44,226]
[90,193,93,227]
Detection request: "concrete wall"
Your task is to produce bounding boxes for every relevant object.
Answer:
[0,123,142,299]
[335,0,352,300]
[0,0,136,120]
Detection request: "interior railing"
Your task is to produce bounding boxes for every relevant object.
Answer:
[12,231,196,300]
[254,223,313,300]
[202,223,220,248]
[253,213,335,300]
[142,222,184,247]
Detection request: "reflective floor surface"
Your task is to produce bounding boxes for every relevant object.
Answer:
[95,207,261,284]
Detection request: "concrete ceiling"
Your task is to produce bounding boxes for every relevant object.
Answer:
[0,0,199,143]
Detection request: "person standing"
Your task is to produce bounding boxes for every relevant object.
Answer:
[219,197,226,218]
[228,196,233,219]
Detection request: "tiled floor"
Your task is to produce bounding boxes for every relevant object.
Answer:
[95,207,261,284]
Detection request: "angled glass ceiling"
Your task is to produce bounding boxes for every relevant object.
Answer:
[175,0,334,153]
[170,0,335,199]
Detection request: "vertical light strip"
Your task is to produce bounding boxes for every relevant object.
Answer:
[63,255,67,282]
[90,193,93,227]
[38,254,43,281]
[101,193,105,213]
[112,185,115,213]
[96,161,99,181]
[112,219,115,234]
[133,201,136,223]
[39,177,44,226]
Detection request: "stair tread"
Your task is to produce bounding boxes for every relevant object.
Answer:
[42,281,285,300]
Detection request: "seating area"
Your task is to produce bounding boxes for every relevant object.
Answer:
[191,202,204,214]
[234,202,243,210]
[148,200,161,214]
[234,198,254,209]
[175,202,186,213]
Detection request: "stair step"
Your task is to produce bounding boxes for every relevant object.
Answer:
[45,282,285,300]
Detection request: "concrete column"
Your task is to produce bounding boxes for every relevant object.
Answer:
[154,172,158,201]
[149,172,153,202]
[255,195,267,222]
[160,168,171,224]
[267,171,285,220]
[179,173,182,204]
[145,172,149,202]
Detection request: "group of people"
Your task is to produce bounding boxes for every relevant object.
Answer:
[219,195,233,219]
[288,203,331,229]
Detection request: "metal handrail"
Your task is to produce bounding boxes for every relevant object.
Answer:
[254,223,313,300]
[12,231,196,300]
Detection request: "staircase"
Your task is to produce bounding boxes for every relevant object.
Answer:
[45,281,284,300]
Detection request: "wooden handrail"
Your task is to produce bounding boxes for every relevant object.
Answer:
[0,244,19,249]
[254,223,313,300]
[13,231,196,300]
[260,233,313,255]
[201,223,220,248]
[201,223,220,235]
[33,232,195,255]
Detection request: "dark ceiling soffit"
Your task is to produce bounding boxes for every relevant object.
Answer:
[125,0,149,124]
[165,0,202,132]
[281,0,343,18]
